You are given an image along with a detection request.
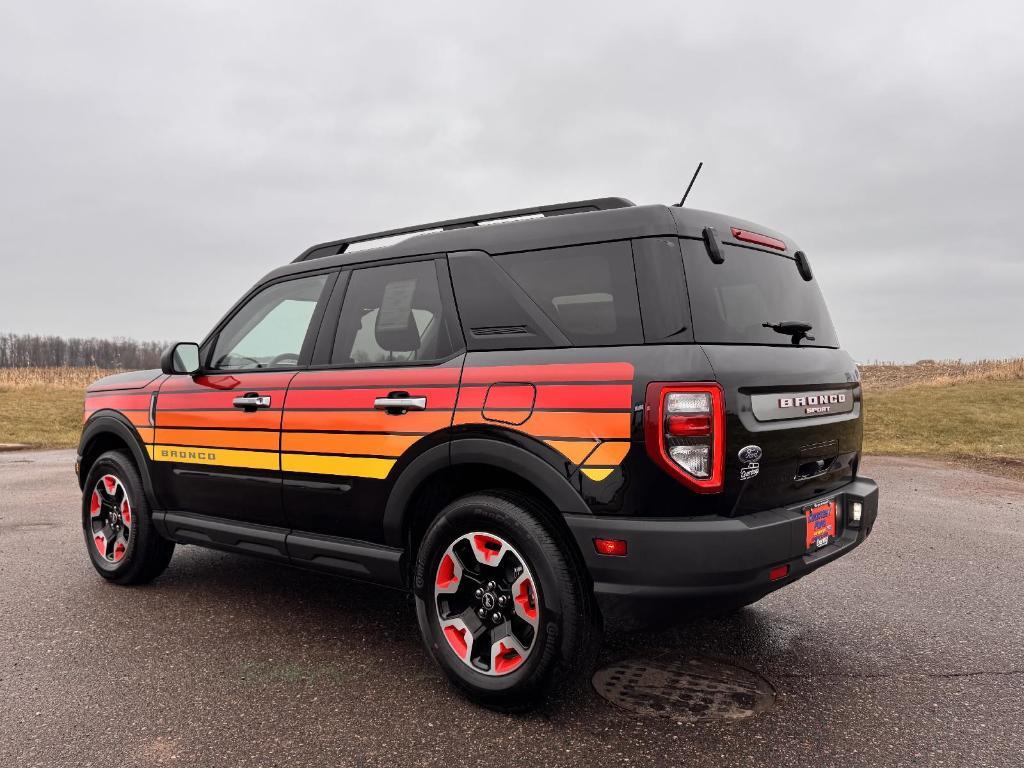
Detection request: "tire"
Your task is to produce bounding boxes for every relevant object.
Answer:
[413,492,599,710]
[81,450,174,585]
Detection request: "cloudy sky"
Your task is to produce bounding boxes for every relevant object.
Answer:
[1,1,1021,362]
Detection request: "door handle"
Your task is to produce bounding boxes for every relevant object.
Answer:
[233,393,272,411]
[374,394,427,414]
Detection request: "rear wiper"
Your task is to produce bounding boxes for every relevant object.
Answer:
[762,320,815,345]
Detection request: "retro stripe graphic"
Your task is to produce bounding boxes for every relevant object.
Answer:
[85,363,635,481]
[143,373,291,471]
[83,376,166,446]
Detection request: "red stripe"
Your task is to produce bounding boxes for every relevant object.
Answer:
[157,392,282,410]
[285,386,458,410]
[290,367,461,389]
[460,362,633,385]
[160,372,296,392]
[84,393,151,411]
[458,383,632,410]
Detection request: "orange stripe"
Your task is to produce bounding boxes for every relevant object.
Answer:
[154,428,280,451]
[156,411,283,430]
[543,439,598,464]
[124,412,151,428]
[453,410,630,439]
[283,410,453,433]
[282,432,420,457]
[583,441,631,466]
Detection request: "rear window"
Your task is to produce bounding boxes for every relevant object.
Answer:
[680,240,839,347]
[493,242,642,346]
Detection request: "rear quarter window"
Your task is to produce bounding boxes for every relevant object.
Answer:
[680,239,839,348]
[493,242,642,346]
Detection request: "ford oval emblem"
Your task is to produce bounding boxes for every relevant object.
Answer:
[738,445,763,463]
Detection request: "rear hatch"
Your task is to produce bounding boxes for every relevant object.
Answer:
[676,212,862,512]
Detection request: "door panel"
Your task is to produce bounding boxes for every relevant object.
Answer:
[281,361,464,542]
[150,372,295,525]
[150,270,336,526]
[281,257,465,543]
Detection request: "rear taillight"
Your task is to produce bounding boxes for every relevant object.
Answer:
[644,383,725,493]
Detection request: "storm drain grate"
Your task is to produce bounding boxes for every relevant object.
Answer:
[592,657,776,722]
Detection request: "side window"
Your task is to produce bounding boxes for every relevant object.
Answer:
[633,237,693,342]
[332,260,456,365]
[493,241,642,345]
[210,273,329,370]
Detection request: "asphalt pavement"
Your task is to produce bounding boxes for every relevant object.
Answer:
[1,451,1022,768]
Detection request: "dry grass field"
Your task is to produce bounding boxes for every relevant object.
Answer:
[861,359,1024,479]
[0,367,116,449]
[1,362,1022,478]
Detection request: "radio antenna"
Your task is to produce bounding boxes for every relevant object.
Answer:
[676,161,703,207]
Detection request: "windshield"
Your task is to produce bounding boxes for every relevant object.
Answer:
[680,239,839,348]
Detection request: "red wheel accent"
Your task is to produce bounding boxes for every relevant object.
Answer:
[514,578,538,621]
[472,534,502,562]
[436,553,458,589]
[443,625,469,659]
[434,531,540,676]
[87,474,132,566]
[492,642,523,675]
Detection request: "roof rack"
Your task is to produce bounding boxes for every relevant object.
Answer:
[293,197,635,263]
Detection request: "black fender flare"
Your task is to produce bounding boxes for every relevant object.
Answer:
[381,437,591,547]
[78,411,157,504]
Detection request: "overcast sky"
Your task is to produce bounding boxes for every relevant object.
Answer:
[1,1,1022,362]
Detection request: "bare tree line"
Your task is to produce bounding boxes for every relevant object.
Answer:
[0,333,164,369]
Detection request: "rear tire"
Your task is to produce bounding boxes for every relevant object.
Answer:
[81,450,174,585]
[413,492,599,710]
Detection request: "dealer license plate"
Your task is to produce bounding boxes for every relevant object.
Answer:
[805,498,837,551]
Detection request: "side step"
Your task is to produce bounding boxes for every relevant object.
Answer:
[155,511,405,587]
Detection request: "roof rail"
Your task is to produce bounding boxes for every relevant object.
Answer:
[293,197,635,263]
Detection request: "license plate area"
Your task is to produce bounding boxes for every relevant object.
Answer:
[804,498,837,551]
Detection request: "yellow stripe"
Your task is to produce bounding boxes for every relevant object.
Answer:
[580,468,614,482]
[148,444,279,471]
[281,453,396,479]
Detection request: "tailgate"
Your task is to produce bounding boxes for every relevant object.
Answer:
[701,344,863,512]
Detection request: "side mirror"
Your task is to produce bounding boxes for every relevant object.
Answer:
[161,342,201,375]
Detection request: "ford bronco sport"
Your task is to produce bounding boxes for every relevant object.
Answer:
[78,197,878,708]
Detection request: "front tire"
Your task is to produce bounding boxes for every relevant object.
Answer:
[81,450,174,585]
[413,492,598,710]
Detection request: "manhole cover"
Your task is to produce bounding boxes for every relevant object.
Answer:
[593,657,775,722]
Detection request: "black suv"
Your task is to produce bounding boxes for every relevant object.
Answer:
[78,197,878,708]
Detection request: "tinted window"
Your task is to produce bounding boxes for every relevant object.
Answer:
[493,242,642,345]
[680,240,839,347]
[633,237,692,342]
[211,273,329,369]
[332,260,457,365]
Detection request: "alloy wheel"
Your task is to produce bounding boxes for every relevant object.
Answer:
[88,474,133,564]
[434,531,540,676]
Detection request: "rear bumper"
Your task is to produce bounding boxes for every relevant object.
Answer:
[564,477,878,628]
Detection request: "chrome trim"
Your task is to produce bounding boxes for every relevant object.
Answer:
[373,396,427,412]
